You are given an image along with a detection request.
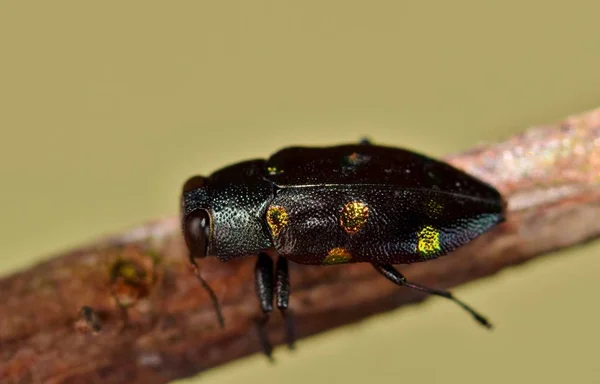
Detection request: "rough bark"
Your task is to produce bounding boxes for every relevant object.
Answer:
[2,108,600,384]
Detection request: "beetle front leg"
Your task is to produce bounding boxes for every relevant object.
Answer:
[275,256,296,350]
[372,263,493,329]
[254,253,274,359]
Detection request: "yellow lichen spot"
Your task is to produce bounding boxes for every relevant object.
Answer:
[340,201,369,234]
[266,205,289,237]
[417,225,441,258]
[324,247,352,265]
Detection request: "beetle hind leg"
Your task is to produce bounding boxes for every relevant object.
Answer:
[275,256,296,350]
[372,263,493,329]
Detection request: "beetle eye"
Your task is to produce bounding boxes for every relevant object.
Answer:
[184,209,211,258]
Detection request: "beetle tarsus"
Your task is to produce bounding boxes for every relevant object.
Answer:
[281,309,297,350]
[275,256,296,349]
[372,263,493,329]
[255,253,275,358]
[255,314,274,361]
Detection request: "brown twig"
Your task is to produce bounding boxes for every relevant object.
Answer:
[2,108,600,384]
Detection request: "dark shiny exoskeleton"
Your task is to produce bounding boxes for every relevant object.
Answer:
[181,140,506,358]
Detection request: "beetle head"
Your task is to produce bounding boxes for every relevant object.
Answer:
[180,172,273,262]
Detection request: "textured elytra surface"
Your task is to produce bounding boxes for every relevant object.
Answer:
[269,186,503,265]
[265,144,503,201]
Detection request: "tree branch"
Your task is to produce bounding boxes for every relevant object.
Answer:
[3,108,600,384]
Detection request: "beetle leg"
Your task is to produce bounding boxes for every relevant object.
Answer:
[255,253,275,359]
[372,263,493,329]
[275,256,296,350]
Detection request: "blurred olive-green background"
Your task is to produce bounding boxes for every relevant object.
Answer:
[2,2,600,383]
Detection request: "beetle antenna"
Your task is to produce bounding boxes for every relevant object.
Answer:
[189,256,225,328]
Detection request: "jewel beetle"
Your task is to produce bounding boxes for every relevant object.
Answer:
[180,139,505,357]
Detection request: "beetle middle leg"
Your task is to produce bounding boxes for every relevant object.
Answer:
[372,263,492,329]
[254,253,275,359]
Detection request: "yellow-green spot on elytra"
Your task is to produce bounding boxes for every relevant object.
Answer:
[323,247,352,265]
[417,225,441,258]
[266,205,289,237]
[340,201,369,234]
